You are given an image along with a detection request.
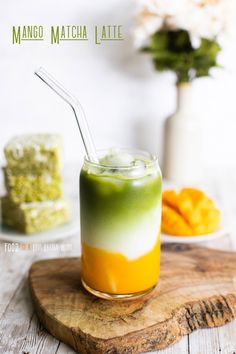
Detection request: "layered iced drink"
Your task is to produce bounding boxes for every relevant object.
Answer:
[80,149,162,299]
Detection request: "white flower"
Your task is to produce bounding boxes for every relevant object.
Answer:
[133,6,164,47]
[133,0,235,47]
[133,0,187,47]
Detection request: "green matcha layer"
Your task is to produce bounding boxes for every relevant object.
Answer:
[1,197,70,234]
[4,134,62,175]
[80,168,162,254]
[4,168,62,203]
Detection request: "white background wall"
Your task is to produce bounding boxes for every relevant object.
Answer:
[0,0,236,179]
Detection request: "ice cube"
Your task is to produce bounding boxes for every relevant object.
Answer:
[100,149,134,167]
[87,164,102,175]
[126,160,146,177]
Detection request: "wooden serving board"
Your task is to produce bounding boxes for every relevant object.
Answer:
[29,243,236,354]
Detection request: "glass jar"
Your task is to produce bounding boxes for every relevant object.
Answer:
[80,149,162,299]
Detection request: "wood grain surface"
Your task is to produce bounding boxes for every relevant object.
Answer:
[28,243,236,354]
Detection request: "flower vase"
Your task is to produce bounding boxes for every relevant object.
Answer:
[163,83,203,184]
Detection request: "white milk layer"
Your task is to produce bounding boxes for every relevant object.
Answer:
[83,204,161,260]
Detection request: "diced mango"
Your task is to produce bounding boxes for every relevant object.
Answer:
[162,204,193,236]
[161,188,220,236]
[162,190,179,210]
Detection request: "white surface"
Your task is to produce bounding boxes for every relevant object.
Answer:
[0,217,80,244]
[0,0,236,180]
[161,227,229,244]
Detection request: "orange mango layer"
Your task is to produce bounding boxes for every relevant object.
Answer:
[81,237,160,294]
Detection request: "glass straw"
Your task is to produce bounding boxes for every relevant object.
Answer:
[34,67,99,163]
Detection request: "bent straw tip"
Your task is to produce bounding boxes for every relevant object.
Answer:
[34,66,46,76]
[33,67,98,163]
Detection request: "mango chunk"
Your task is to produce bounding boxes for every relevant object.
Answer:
[162,204,193,236]
[161,188,220,236]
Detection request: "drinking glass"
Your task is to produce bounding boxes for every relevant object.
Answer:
[80,149,162,299]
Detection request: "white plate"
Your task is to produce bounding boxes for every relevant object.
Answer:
[161,184,232,243]
[161,226,230,244]
[0,197,80,243]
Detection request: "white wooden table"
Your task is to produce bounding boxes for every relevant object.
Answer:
[0,178,236,354]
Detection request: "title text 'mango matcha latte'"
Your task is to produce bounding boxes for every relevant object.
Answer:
[80,149,162,299]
